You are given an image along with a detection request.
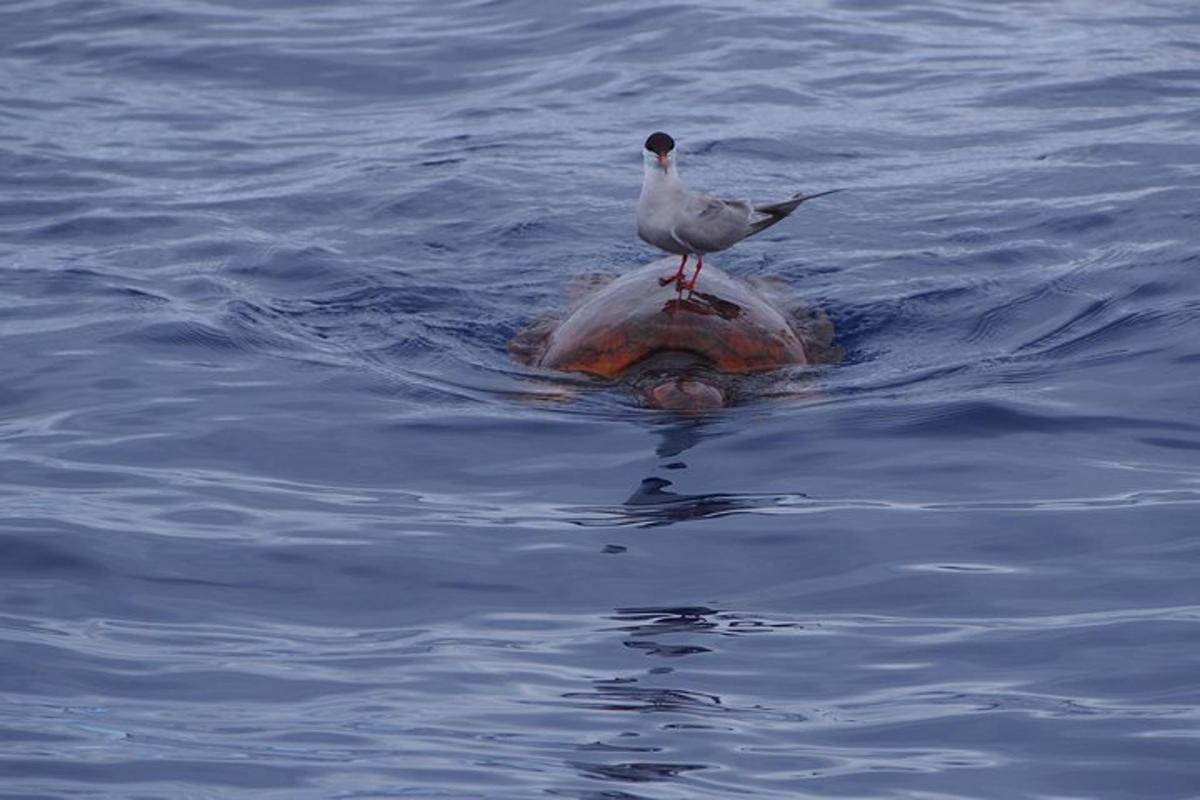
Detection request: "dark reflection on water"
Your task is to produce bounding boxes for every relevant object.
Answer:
[593,419,809,528]
[621,477,772,528]
[569,760,707,784]
[652,419,713,459]
[3,0,1200,796]
[564,681,725,715]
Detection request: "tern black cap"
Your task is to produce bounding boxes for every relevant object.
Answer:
[644,132,675,155]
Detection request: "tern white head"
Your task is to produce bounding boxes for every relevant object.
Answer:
[636,131,840,291]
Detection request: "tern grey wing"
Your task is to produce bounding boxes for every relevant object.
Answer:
[669,194,755,254]
[746,188,845,236]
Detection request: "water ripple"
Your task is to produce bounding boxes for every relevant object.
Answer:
[3,0,1200,795]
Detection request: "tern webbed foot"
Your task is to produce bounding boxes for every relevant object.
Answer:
[658,252,689,286]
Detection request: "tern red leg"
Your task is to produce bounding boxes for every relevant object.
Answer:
[680,254,704,291]
[658,252,689,286]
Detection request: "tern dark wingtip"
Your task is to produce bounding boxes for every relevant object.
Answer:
[644,131,675,155]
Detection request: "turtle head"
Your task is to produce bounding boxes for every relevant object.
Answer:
[630,352,728,412]
[642,376,727,412]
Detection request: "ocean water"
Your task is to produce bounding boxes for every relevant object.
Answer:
[3,0,1200,797]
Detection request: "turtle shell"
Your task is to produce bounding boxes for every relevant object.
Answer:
[532,260,811,378]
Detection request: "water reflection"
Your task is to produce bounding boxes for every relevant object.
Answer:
[568,759,707,784]
[609,605,801,640]
[607,419,802,528]
[561,605,805,791]
[563,680,724,714]
[559,417,803,528]
[561,606,803,714]
[622,477,758,528]
[651,418,711,459]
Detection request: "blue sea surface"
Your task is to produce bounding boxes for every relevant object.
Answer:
[3,0,1200,797]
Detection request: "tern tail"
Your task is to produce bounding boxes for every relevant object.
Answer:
[749,188,843,236]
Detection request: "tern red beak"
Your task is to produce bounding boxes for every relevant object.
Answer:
[656,153,669,167]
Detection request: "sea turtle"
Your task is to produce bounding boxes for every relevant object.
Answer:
[509,258,840,411]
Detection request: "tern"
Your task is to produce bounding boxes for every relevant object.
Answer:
[637,131,839,291]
